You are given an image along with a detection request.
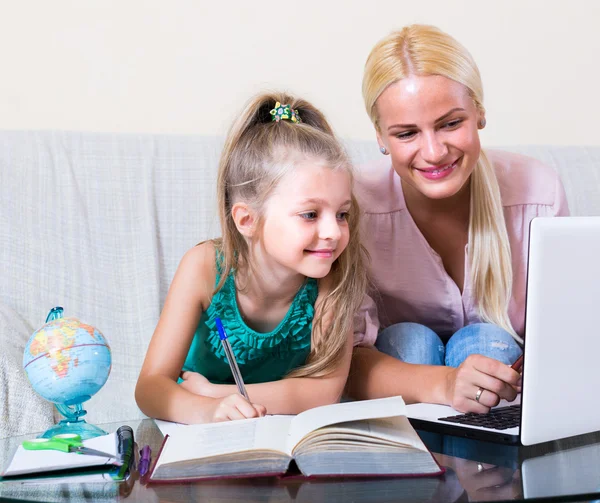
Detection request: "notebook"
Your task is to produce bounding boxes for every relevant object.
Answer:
[406,216,600,445]
[0,428,132,483]
[148,396,444,482]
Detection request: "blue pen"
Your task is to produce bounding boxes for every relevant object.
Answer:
[215,317,250,400]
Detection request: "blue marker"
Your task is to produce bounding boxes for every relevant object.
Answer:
[215,317,250,400]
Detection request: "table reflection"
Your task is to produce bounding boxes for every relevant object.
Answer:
[2,419,600,502]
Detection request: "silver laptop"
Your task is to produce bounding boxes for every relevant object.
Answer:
[406,216,600,446]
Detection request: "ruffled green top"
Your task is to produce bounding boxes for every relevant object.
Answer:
[180,258,318,385]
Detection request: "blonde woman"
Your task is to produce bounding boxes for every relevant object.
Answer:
[348,25,568,413]
[136,93,368,423]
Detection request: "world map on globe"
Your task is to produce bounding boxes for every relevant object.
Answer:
[23,317,112,406]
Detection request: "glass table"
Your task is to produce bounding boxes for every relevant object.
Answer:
[1,418,600,502]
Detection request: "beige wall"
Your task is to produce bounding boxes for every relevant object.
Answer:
[0,0,598,145]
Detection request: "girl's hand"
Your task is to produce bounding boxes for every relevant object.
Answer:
[445,354,521,413]
[209,394,267,422]
[179,371,213,396]
[178,372,266,421]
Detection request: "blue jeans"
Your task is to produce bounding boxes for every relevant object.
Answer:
[375,322,522,367]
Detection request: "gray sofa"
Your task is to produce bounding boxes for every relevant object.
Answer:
[1,130,599,439]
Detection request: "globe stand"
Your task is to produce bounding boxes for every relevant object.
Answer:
[34,306,110,440]
[40,403,107,440]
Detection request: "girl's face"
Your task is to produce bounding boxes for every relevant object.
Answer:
[375,74,484,204]
[258,160,352,280]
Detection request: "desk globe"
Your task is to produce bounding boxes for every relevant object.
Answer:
[23,307,112,439]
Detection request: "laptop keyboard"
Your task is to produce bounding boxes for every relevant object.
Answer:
[438,404,521,430]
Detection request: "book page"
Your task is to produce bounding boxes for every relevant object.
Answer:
[154,418,185,437]
[286,396,406,452]
[155,415,293,466]
[293,416,428,455]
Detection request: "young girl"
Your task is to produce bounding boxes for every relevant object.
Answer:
[135,93,368,424]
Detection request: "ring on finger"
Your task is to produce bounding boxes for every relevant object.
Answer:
[475,387,484,403]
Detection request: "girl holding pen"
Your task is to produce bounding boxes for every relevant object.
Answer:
[135,93,368,424]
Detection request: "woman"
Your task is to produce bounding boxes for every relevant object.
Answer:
[348,25,569,413]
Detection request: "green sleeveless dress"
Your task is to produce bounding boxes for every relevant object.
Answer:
[180,261,318,384]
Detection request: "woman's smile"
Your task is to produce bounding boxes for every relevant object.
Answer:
[413,157,461,180]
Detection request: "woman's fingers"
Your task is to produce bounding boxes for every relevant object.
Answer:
[470,372,517,402]
[454,387,496,413]
[472,354,521,384]
[470,386,500,410]
[451,355,521,412]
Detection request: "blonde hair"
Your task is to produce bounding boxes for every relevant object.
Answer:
[363,25,521,344]
[215,91,369,377]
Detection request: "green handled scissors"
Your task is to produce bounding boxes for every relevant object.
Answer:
[22,433,118,459]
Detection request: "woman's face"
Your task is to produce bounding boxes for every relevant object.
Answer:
[375,74,484,202]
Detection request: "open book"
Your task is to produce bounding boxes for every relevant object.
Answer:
[149,396,443,482]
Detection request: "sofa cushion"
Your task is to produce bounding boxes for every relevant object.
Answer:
[0,131,224,428]
[0,303,55,439]
[1,131,599,433]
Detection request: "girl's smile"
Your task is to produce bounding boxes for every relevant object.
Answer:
[304,248,335,258]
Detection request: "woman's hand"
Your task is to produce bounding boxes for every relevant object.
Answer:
[208,394,267,422]
[445,354,521,413]
[436,454,522,501]
[179,371,214,396]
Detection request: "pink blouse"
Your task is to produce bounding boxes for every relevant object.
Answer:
[353,149,570,346]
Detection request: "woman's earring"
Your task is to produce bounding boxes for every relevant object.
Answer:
[478,118,486,129]
[379,146,388,155]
